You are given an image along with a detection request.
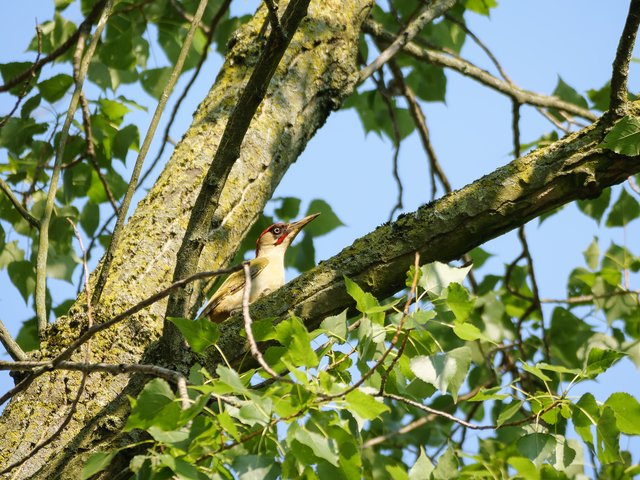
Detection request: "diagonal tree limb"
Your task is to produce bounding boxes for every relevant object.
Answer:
[163,0,312,346]
[91,0,210,305]
[608,0,640,117]
[359,0,456,82]
[206,103,640,370]
[363,19,598,122]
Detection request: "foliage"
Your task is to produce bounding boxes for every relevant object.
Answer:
[1,0,640,478]
[89,260,640,478]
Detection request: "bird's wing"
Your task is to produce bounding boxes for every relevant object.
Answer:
[199,257,269,319]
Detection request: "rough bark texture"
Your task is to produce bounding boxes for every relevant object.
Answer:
[0,1,372,477]
[206,106,640,370]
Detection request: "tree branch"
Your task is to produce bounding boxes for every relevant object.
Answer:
[0,0,108,93]
[359,0,456,82]
[609,0,640,116]
[207,104,640,369]
[0,319,27,361]
[164,0,312,346]
[0,177,40,229]
[35,0,113,335]
[363,20,598,122]
[92,0,210,305]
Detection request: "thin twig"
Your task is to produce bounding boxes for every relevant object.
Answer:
[242,262,290,381]
[372,71,403,221]
[321,252,421,401]
[92,0,210,306]
[0,0,108,93]
[0,177,40,229]
[359,0,456,82]
[34,0,113,335]
[363,20,597,122]
[608,0,640,117]
[0,320,27,361]
[0,265,241,407]
[137,0,231,192]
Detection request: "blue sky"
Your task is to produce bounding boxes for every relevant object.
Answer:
[1,0,639,462]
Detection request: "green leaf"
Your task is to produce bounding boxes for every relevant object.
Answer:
[405,63,447,103]
[81,452,116,480]
[577,187,611,224]
[409,346,471,401]
[605,392,640,435]
[159,453,204,479]
[344,276,379,314]
[113,124,139,161]
[214,366,250,395]
[0,62,38,95]
[585,348,624,377]
[600,115,640,156]
[553,76,589,110]
[274,197,301,221]
[303,199,344,237]
[432,446,458,480]
[409,447,434,480]
[605,188,640,227]
[583,238,600,270]
[420,262,472,296]
[452,322,488,342]
[517,433,556,464]
[274,315,318,368]
[344,388,389,421]
[233,455,281,480]
[294,425,339,466]
[8,260,36,302]
[141,67,172,100]
[467,247,492,269]
[445,283,475,321]
[497,400,523,426]
[573,393,599,445]
[21,93,41,118]
[468,386,509,402]
[507,457,538,480]
[465,0,497,15]
[80,202,100,237]
[15,317,39,352]
[125,378,182,431]
[168,317,219,354]
[37,73,73,102]
[320,309,348,340]
[597,406,621,464]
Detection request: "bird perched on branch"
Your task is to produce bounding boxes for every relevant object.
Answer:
[200,213,320,323]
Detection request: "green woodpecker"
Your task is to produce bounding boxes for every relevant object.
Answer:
[200,213,320,322]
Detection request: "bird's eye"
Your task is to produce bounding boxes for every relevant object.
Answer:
[272,227,281,235]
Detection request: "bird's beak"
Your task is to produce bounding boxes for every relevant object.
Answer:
[286,213,320,239]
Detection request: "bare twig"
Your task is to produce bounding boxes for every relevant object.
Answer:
[92,0,210,305]
[0,0,108,93]
[0,177,40,228]
[35,0,113,335]
[609,0,640,117]
[0,265,241,407]
[372,71,403,221]
[241,262,289,381]
[359,0,456,82]
[164,0,312,336]
[363,20,598,122]
[137,0,232,192]
[0,319,27,361]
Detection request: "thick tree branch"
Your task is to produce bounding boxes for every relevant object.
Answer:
[164,0,312,343]
[207,104,640,369]
[609,0,640,116]
[359,0,456,82]
[363,20,598,122]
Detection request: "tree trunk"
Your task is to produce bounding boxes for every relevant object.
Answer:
[0,1,372,477]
